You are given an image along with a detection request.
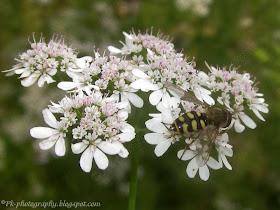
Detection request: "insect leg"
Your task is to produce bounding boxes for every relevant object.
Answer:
[179,130,203,160]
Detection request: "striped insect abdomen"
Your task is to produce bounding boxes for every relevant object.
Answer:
[170,111,208,134]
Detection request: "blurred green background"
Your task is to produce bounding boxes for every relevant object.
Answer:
[0,0,280,209]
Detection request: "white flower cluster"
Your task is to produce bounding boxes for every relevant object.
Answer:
[57,52,144,113]
[203,63,269,133]
[5,29,268,180]
[107,30,268,181]
[3,33,79,87]
[30,91,135,172]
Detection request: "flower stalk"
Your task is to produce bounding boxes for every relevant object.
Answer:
[127,132,140,210]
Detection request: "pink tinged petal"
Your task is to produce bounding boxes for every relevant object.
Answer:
[132,69,150,79]
[145,119,169,133]
[234,120,245,133]
[252,108,265,121]
[94,148,109,170]
[57,82,79,90]
[42,109,58,129]
[128,93,144,108]
[30,127,57,139]
[55,136,66,156]
[161,112,174,124]
[97,141,121,155]
[186,158,199,178]
[149,89,163,105]
[199,165,210,181]
[144,133,166,145]
[80,146,95,173]
[239,114,256,129]
[108,46,122,54]
[221,154,232,170]
[118,132,135,142]
[39,135,58,150]
[177,150,196,161]
[71,142,88,154]
[207,157,221,170]
[21,73,40,87]
[154,139,171,157]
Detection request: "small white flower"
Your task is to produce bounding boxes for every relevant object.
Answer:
[30,109,67,156]
[144,118,179,157]
[177,146,221,181]
[71,139,121,172]
[215,133,233,170]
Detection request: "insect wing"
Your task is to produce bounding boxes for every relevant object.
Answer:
[165,82,205,106]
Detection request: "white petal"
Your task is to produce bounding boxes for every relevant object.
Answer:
[55,136,66,156]
[39,135,58,150]
[118,132,135,142]
[38,75,46,87]
[97,141,121,155]
[169,97,180,108]
[161,112,174,124]
[119,122,135,133]
[202,94,215,106]
[118,110,128,121]
[80,146,94,173]
[42,109,58,129]
[21,73,39,87]
[71,142,88,154]
[145,119,169,133]
[76,56,92,68]
[132,69,150,79]
[30,127,57,139]
[234,120,245,133]
[186,158,199,178]
[57,82,78,90]
[223,147,233,157]
[108,46,122,54]
[177,150,196,161]
[199,165,210,181]
[255,104,269,113]
[154,139,171,157]
[221,154,232,170]
[207,157,221,170]
[144,133,166,145]
[162,92,171,108]
[113,141,129,158]
[94,148,109,170]
[239,114,256,129]
[252,108,265,121]
[128,93,144,108]
[149,89,163,105]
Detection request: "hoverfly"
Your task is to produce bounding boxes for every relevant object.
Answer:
[165,82,232,164]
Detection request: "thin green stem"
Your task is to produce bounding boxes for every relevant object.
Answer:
[127,134,140,210]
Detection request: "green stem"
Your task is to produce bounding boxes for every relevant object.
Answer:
[127,134,140,210]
